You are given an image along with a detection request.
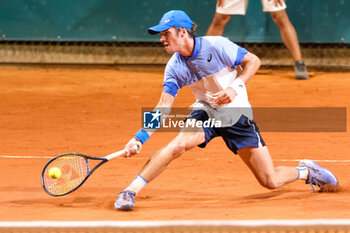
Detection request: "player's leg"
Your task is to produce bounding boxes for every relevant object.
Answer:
[237,143,300,189]
[220,115,303,188]
[139,129,205,182]
[223,115,338,191]
[238,144,339,191]
[206,0,248,36]
[115,127,206,210]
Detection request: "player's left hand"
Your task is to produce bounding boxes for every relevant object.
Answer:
[212,87,236,106]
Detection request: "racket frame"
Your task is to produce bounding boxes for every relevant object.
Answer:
[41,149,125,196]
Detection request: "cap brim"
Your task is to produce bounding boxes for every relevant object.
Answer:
[148,24,172,35]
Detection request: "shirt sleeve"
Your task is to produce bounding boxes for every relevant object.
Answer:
[234,46,248,67]
[163,55,181,97]
[163,81,179,97]
[217,37,248,68]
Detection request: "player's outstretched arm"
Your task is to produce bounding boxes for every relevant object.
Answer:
[124,92,175,157]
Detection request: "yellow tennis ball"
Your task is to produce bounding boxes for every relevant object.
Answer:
[49,167,61,179]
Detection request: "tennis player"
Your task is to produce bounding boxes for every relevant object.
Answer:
[114,10,339,211]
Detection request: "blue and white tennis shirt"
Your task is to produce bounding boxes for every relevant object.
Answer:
[163,36,253,126]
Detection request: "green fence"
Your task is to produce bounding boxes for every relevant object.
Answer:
[0,0,349,43]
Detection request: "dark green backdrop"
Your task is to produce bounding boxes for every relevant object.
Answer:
[0,0,348,43]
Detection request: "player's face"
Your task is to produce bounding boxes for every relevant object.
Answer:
[160,27,181,54]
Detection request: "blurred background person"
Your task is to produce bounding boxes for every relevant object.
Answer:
[207,0,309,80]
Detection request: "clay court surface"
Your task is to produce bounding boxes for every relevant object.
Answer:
[0,66,350,221]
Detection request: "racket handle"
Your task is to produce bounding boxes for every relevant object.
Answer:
[105,145,140,160]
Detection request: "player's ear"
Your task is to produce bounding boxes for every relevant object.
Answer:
[180,28,188,38]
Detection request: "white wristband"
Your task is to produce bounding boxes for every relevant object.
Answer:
[230,78,245,95]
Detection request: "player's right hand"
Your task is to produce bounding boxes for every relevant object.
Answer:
[211,87,236,106]
[124,138,142,157]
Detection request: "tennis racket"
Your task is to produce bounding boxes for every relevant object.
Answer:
[41,145,139,196]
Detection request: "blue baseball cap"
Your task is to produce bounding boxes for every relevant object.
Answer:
[148,10,193,35]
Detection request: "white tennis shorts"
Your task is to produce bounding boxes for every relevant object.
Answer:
[216,0,286,15]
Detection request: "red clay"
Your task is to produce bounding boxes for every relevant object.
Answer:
[0,67,349,220]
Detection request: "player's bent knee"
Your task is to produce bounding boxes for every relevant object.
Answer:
[259,176,280,190]
[167,140,187,159]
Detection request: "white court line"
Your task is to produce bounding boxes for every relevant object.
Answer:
[1,219,350,227]
[1,155,350,163]
[0,155,147,159]
[275,159,350,163]
[0,155,53,159]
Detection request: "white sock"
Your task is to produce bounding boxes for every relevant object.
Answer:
[296,167,309,180]
[125,175,148,194]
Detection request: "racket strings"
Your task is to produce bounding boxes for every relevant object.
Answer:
[43,154,89,195]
